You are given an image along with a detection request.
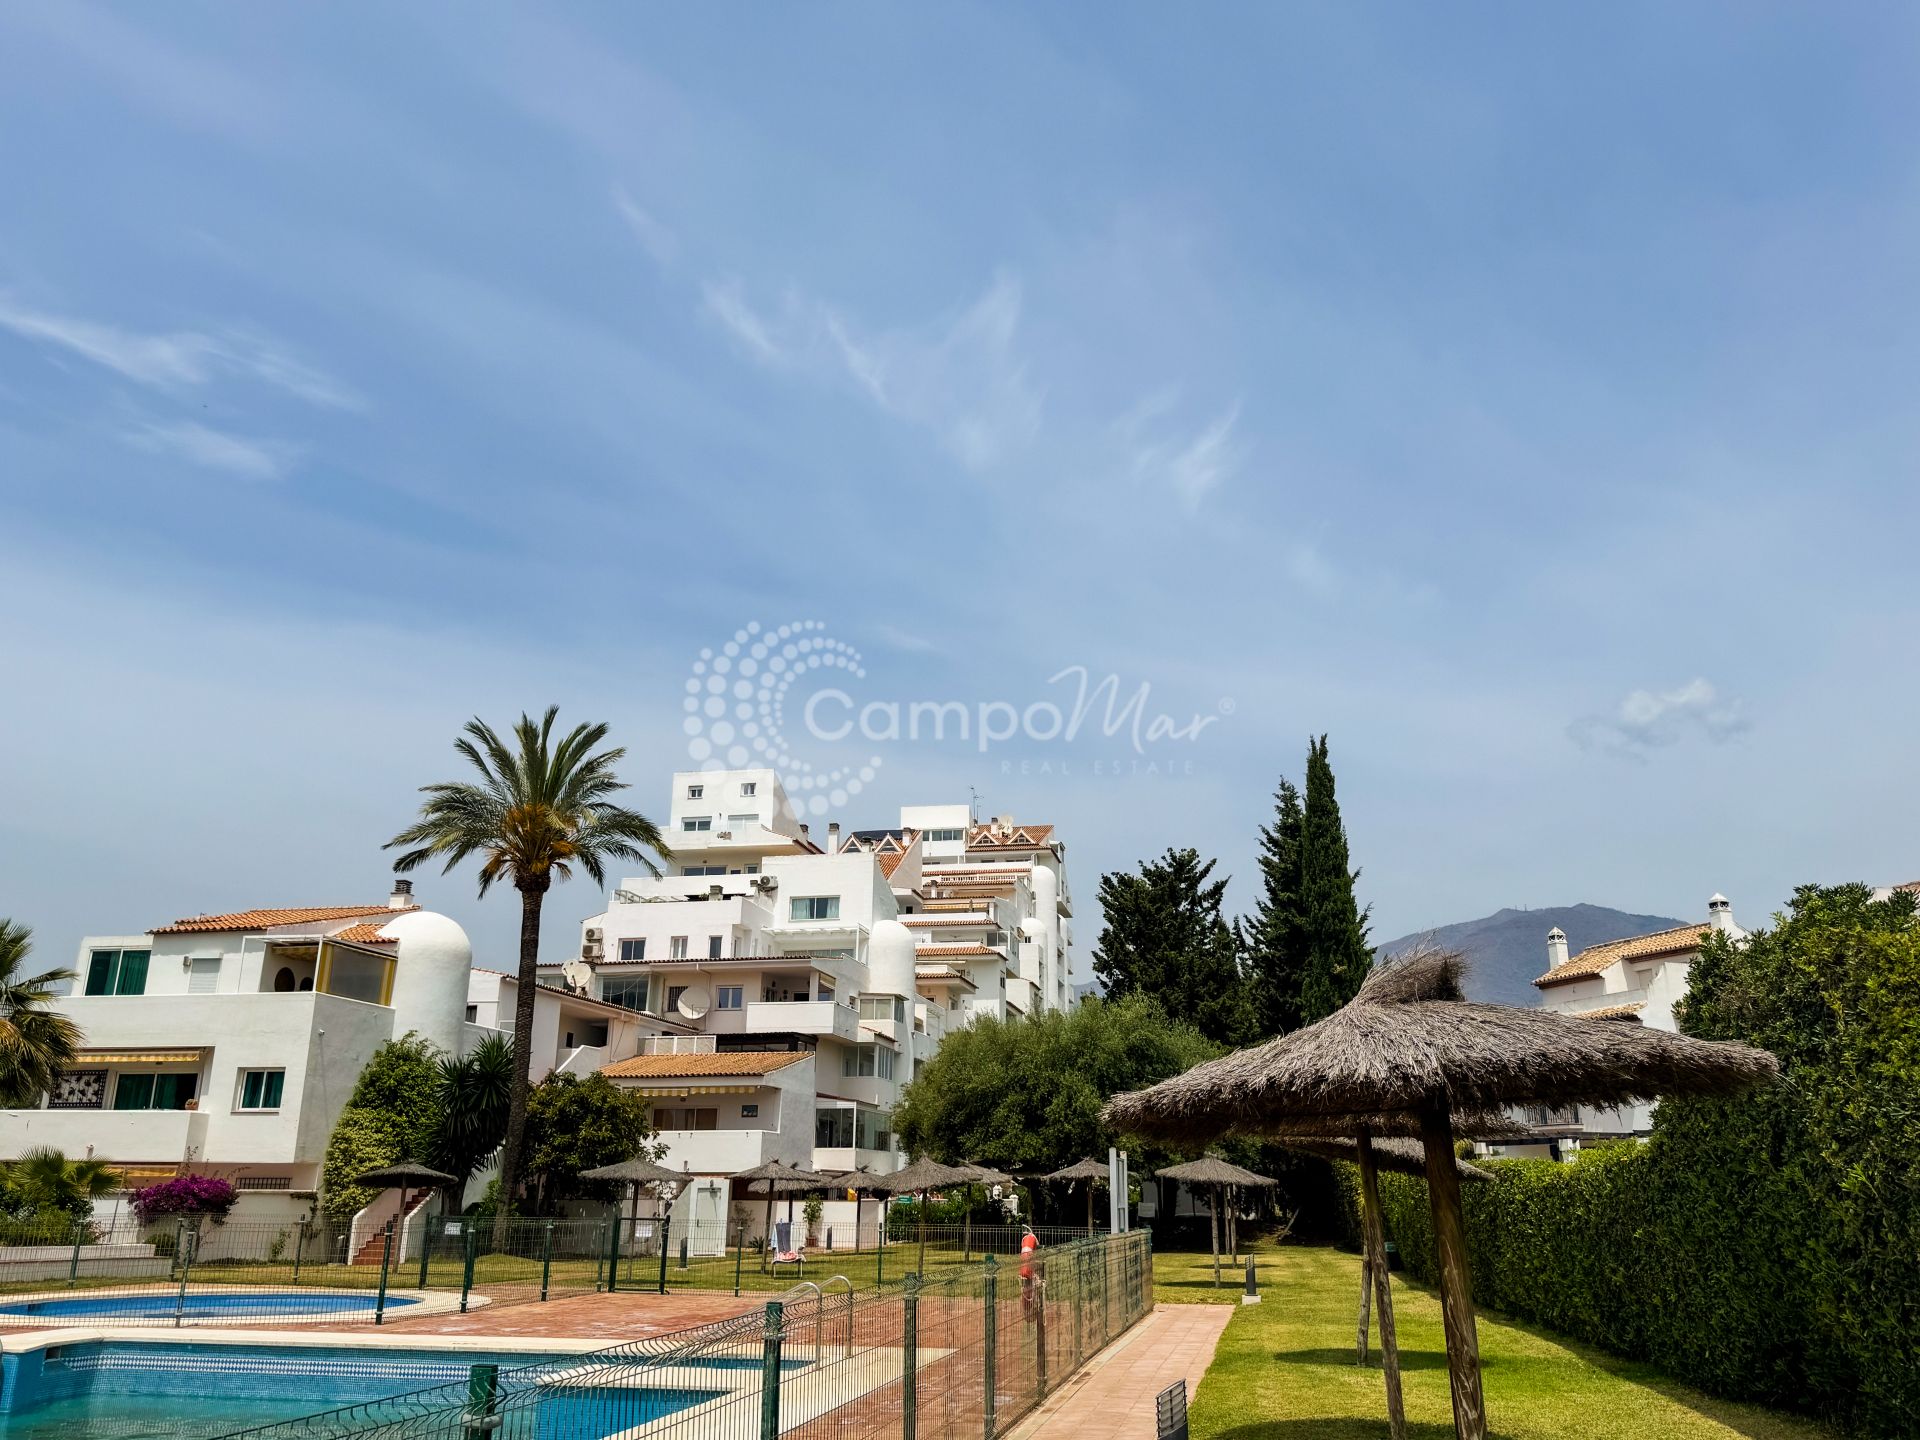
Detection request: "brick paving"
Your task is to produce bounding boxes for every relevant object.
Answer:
[1004,1305,1231,1440]
[309,1288,759,1341]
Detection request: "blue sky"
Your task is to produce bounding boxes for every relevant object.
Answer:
[3,4,1917,976]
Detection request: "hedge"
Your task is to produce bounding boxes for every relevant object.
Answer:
[1341,884,1920,1437]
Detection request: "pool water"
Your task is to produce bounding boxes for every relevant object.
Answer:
[0,1292,417,1320]
[0,1393,323,1440]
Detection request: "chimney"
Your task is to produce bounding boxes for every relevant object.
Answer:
[388,878,415,910]
[799,823,811,846]
[1708,893,1735,933]
[827,822,841,854]
[1546,926,1569,970]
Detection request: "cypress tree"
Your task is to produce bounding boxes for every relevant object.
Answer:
[1296,735,1373,1021]
[1242,778,1308,1037]
[1091,848,1250,1046]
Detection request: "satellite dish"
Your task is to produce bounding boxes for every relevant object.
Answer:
[676,983,711,1019]
[560,959,593,994]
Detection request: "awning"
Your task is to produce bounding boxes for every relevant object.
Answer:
[624,1083,763,1098]
[74,1048,206,1066]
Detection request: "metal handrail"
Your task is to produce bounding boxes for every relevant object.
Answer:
[782,1279,826,1363]
[822,1274,856,1359]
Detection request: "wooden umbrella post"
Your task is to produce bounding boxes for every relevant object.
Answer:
[1420,1099,1485,1440]
[1356,1249,1373,1362]
[1356,1132,1406,1440]
[1209,1185,1221,1288]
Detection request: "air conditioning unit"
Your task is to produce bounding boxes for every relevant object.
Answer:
[586,928,603,943]
[583,939,604,959]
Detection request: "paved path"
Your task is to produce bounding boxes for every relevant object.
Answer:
[1008,1304,1232,1440]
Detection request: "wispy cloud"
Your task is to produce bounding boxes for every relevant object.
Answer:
[700,271,1042,470]
[0,295,360,409]
[1117,391,1246,508]
[1568,678,1752,760]
[125,420,294,480]
[611,185,677,266]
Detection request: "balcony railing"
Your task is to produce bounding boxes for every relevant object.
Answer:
[743,999,859,1040]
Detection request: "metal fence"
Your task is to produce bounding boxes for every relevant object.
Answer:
[210,1230,1155,1440]
[0,1214,1108,1326]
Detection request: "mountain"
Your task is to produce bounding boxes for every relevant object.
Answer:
[1377,903,1686,1008]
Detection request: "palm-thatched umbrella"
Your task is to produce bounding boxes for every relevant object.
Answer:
[735,1160,833,1269]
[1104,948,1779,1440]
[1154,1155,1276,1289]
[1042,1157,1109,1234]
[861,1156,981,1275]
[581,1156,689,1276]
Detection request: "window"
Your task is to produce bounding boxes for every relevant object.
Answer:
[464,1004,478,1022]
[652,1107,717,1131]
[740,1103,759,1119]
[666,985,688,1014]
[237,1069,285,1111]
[740,782,756,796]
[682,865,725,876]
[687,785,704,799]
[856,1109,893,1151]
[925,828,965,843]
[618,938,647,962]
[681,816,712,833]
[859,995,907,1022]
[84,949,149,997]
[716,985,744,1010]
[814,1107,854,1148]
[602,976,649,1012]
[187,957,221,994]
[841,1045,896,1080]
[727,813,756,829]
[707,934,724,959]
[113,1072,197,1111]
[789,896,840,922]
[669,935,689,960]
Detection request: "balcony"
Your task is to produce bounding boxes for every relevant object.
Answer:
[652,1128,801,1173]
[744,999,859,1041]
[0,1107,208,1164]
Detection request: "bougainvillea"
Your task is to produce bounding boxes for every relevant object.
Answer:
[130,1174,238,1226]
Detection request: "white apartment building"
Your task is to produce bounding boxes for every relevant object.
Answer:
[556,769,1075,1244]
[1487,894,1746,1158]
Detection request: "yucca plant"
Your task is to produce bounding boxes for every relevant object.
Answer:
[387,708,668,1240]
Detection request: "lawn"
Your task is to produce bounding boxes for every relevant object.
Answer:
[1156,1245,1830,1440]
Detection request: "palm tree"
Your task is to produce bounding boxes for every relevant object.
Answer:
[6,1146,117,1232]
[387,708,668,1238]
[431,1034,514,1211]
[0,921,81,1107]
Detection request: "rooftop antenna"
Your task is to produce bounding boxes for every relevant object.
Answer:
[968,786,982,824]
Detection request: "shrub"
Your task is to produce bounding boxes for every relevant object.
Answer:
[1362,884,1920,1436]
[319,1034,443,1222]
[131,1174,237,1227]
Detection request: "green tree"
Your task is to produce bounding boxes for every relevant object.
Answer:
[522,1072,657,1211]
[1295,736,1372,1022]
[386,707,669,1236]
[1091,849,1250,1044]
[0,920,82,1106]
[894,994,1220,1176]
[318,1034,443,1222]
[429,1034,514,1209]
[1240,778,1307,1037]
[3,1147,116,1228]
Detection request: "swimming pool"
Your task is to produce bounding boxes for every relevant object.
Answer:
[0,1338,688,1440]
[0,1292,418,1321]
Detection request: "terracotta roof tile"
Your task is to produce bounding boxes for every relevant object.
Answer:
[154,905,416,935]
[331,922,398,945]
[916,943,1004,958]
[876,851,909,878]
[599,1051,812,1079]
[967,823,1055,848]
[902,916,990,928]
[1535,923,1710,988]
[1571,1002,1646,1021]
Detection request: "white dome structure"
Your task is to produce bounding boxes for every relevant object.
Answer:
[869,918,918,1003]
[380,910,474,1054]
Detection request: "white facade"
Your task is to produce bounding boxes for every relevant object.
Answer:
[563,772,1077,1242]
[1487,895,1745,1158]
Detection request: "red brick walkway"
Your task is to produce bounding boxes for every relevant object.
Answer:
[1005,1305,1231,1440]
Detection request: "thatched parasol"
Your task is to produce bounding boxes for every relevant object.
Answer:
[1042,1157,1110,1234]
[1154,1155,1276,1289]
[1104,947,1779,1440]
[351,1160,458,1225]
[735,1160,834,1268]
[582,1156,689,1272]
[861,1156,982,1274]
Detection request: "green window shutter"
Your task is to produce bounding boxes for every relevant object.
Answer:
[114,951,150,996]
[263,1070,284,1108]
[113,1074,154,1110]
[85,952,115,996]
